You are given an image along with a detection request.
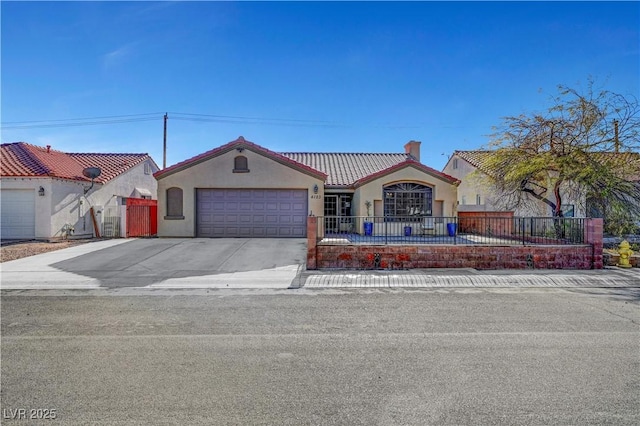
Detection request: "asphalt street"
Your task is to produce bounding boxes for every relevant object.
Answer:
[2,287,639,425]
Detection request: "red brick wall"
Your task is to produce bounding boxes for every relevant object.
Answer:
[313,244,595,270]
[306,216,318,270]
[306,217,604,270]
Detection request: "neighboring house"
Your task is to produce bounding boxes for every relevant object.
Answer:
[443,150,585,217]
[1,142,159,240]
[442,151,505,213]
[443,150,640,218]
[154,136,460,238]
[585,151,640,227]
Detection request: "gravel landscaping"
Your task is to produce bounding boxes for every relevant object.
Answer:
[0,239,96,262]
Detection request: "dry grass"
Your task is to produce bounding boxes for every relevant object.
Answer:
[0,239,95,263]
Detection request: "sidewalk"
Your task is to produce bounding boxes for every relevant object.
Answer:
[297,267,640,289]
[1,239,638,290]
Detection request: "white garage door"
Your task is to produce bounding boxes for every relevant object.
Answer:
[197,189,307,237]
[1,189,36,239]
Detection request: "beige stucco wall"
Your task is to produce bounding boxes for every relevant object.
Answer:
[156,148,325,237]
[442,156,500,212]
[352,166,458,219]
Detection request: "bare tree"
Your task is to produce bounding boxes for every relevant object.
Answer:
[483,80,640,229]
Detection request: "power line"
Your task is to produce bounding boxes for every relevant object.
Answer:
[1,112,163,125]
[1,117,159,130]
[1,111,483,131]
[168,111,340,125]
[170,116,347,129]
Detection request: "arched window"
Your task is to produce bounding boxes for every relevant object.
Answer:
[166,187,184,218]
[383,182,433,221]
[233,155,249,172]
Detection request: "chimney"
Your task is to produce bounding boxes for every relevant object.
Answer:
[404,140,421,162]
[46,145,51,153]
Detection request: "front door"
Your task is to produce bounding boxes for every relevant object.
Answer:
[324,194,352,233]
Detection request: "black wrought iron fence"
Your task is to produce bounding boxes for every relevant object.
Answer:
[317,216,586,245]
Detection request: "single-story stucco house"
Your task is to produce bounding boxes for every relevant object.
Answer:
[1,142,159,240]
[154,136,460,238]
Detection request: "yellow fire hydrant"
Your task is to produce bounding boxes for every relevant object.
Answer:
[617,240,634,268]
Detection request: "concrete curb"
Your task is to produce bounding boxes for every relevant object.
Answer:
[301,267,640,289]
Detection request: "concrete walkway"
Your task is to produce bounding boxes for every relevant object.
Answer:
[300,268,640,289]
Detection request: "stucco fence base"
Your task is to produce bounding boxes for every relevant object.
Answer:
[311,245,599,270]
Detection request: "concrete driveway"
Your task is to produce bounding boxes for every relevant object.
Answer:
[0,238,307,289]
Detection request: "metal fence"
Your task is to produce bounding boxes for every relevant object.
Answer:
[317,216,586,245]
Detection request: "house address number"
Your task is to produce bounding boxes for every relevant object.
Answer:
[310,195,322,199]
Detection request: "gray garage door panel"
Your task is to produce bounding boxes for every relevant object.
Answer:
[197,189,307,237]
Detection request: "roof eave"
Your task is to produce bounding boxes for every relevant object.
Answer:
[354,161,460,187]
[154,137,327,181]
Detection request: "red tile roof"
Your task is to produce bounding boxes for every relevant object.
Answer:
[352,159,460,187]
[1,142,155,183]
[154,136,328,180]
[281,152,409,186]
[155,136,458,187]
[283,153,460,186]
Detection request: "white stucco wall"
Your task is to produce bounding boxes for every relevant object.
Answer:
[1,177,52,239]
[1,160,159,239]
[156,148,325,237]
[80,160,159,237]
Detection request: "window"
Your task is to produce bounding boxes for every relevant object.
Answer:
[144,162,151,175]
[453,158,458,169]
[461,195,466,205]
[476,194,481,205]
[233,155,249,173]
[166,187,184,219]
[383,182,432,221]
[560,204,575,218]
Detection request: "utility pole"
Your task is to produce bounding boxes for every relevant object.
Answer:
[163,113,168,169]
[613,119,619,153]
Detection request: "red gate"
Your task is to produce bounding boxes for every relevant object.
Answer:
[126,198,158,237]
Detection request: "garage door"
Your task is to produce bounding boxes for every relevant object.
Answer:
[1,189,36,239]
[197,189,307,237]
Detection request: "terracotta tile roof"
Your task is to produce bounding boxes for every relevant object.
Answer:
[352,159,460,187]
[154,136,328,180]
[454,149,640,181]
[1,142,155,183]
[280,152,410,186]
[453,150,494,171]
[282,153,460,186]
[155,137,458,187]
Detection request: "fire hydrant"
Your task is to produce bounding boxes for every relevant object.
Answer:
[617,240,634,268]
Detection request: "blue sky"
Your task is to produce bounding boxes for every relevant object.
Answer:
[2,1,638,170]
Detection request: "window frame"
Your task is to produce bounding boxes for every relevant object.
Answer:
[233,155,250,173]
[383,182,433,222]
[165,187,184,220]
